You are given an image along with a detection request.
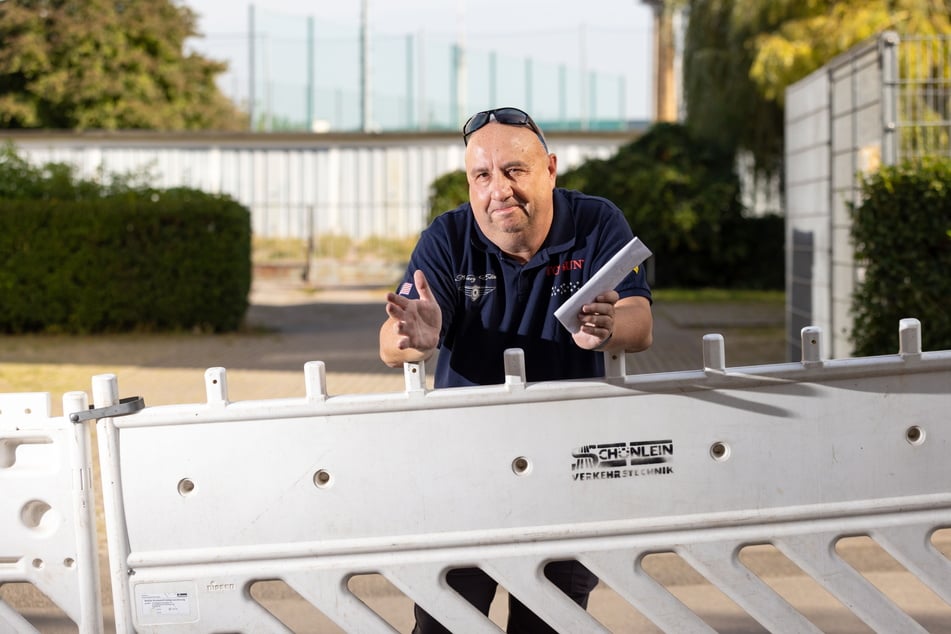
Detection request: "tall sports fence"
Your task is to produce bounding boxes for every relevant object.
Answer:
[202,5,646,133]
[3,318,951,632]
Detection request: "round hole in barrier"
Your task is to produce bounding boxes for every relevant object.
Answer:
[710,442,731,462]
[512,456,532,476]
[314,469,333,488]
[906,425,925,446]
[177,478,196,496]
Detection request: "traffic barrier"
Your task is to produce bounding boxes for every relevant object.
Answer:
[73,318,951,632]
[0,391,103,633]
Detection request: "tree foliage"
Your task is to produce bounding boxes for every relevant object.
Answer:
[561,123,783,289]
[682,0,951,177]
[0,0,246,130]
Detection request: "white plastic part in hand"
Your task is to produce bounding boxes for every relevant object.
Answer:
[554,237,652,334]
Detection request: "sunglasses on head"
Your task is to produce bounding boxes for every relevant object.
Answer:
[462,107,548,152]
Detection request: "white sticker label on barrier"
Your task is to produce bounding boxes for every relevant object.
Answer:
[141,593,190,616]
[135,582,198,624]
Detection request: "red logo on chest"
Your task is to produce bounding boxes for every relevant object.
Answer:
[546,259,584,276]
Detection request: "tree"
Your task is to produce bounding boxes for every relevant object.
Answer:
[682,0,951,177]
[0,0,246,130]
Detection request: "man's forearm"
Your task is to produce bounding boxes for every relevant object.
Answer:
[609,297,653,353]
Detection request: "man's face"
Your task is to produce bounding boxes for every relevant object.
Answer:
[464,122,557,249]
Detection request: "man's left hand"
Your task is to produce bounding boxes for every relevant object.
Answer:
[573,291,618,351]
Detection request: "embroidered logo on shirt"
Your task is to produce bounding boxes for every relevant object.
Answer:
[546,258,585,276]
[455,273,497,302]
[398,282,413,296]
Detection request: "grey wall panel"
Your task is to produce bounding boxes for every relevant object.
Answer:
[787,33,889,361]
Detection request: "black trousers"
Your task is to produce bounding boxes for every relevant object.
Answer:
[412,561,599,634]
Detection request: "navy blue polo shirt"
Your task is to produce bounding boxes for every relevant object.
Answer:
[396,188,651,388]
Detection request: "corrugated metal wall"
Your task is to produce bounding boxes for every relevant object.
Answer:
[2,130,633,241]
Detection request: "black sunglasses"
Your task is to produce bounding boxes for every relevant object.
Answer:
[462,107,548,151]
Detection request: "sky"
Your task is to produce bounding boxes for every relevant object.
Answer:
[182,0,656,129]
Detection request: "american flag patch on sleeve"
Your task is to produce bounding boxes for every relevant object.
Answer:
[399,282,413,296]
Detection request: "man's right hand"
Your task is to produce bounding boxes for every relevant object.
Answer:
[379,269,442,367]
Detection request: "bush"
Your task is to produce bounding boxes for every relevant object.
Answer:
[0,144,251,333]
[427,170,469,224]
[850,158,951,355]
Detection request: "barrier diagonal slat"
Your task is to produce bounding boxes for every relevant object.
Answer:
[871,523,951,605]
[679,541,823,633]
[580,550,717,632]
[0,599,38,633]
[774,532,929,633]
[482,556,610,633]
[283,570,399,634]
[383,563,502,633]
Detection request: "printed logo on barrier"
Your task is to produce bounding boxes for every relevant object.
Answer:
[571,439,674,481]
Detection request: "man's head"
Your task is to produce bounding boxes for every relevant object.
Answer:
[462,107,557,261]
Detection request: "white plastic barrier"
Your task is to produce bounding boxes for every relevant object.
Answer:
[81,319,951,633]
[0,391,102,633]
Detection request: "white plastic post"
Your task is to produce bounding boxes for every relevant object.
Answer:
[62,390,103,632]
[304,361,328,402]
[801,327,823,367]
[504,348,526,389]
[603,349,626,380]
[92,374,135,632]
[404,360,426,394]
[899,318,922,357]
[703,334,726,373]
[205,367,229,406]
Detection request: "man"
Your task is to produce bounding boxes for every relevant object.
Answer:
[379,107,653,632]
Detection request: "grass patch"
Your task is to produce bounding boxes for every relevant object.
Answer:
[253,234,415,263]
[252,237,308,262]
[652,288,785,304]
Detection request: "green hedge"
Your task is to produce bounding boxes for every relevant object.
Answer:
[850,158,951,355]
[0,190,251,333]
